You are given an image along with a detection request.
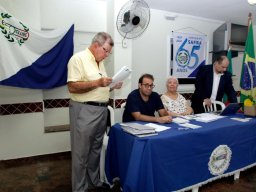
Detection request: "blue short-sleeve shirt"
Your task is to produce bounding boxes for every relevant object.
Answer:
[122,89,164,122]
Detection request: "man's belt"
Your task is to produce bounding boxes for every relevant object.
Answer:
[84,101,108,107]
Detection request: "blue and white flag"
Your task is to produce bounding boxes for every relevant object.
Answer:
[0,6,74,89]
[172,32,206,78]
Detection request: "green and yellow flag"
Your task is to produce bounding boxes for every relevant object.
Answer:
[240,19,256,104]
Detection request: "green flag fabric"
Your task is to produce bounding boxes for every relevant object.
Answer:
[240,20,256,104]
[223,49,233,103]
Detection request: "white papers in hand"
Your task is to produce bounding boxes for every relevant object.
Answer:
[109,66,132,88]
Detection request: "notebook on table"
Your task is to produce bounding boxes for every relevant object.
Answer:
[219,103,243,115]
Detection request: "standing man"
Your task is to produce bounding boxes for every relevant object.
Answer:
[123,73,172,123]
[67,32,122,192]
[191,55,237,114]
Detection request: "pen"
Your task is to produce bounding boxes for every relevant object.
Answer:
[178,127,190,130]
[99,73,104,77]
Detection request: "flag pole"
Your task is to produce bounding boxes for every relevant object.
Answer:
[248,12,252,29]
[227,43,233,75]
[228,40,231,51]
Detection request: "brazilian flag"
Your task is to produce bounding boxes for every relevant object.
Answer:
[240,20,256,104]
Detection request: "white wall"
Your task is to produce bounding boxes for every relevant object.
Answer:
[40,0,106,32]
[0,0,106,160]
[0,113,70,159]
[0,0,249,160]
[0,0,41,29]
[132,9,223,94]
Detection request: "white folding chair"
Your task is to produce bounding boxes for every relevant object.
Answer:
[100,105,115,183]
[203,100,226,113]
[120,102,126,108]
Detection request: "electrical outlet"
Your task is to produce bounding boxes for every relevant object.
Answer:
[122,39,128,48]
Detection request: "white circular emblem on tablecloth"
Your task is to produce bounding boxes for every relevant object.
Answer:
[208,145,232,175]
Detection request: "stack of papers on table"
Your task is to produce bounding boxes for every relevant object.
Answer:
[180,115,198,120]
[194,113,225,122]
[179,123,201,129]
[172,117,202,130]
[172,117,189,124]
[144,123,170,132]
[120,123,158,137]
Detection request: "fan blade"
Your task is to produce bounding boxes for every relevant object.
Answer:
[122,10,130,25]
[138,14,146,29]
[120,22,134,33]
[132,4,147,23]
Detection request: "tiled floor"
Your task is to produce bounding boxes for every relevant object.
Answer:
[0,152,256,192]
[0,153,71,192]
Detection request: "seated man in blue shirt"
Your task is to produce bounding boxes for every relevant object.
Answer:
[123,73,172,123]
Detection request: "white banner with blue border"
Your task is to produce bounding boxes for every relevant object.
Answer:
[173,32,206,78]
[0,6,74,89]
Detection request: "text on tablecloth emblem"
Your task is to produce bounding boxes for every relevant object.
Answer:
[208,145,232,175]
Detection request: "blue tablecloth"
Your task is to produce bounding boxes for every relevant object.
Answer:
[105,114,256,192]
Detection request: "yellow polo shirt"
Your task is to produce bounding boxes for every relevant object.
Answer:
[67,48,110,102]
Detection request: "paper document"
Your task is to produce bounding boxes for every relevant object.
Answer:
[144,123,171,132]
[172,117,189,124]
[231,117,252,122]
[180,123,202,129]
[120,123,157,137]
[120,123,155,130]
[181,115,198,120]
[110,66,132,88]
[194,113,225,123]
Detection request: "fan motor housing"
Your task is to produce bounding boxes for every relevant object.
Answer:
[132,16,140,25]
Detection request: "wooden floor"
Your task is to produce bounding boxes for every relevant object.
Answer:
[0,152,256,192]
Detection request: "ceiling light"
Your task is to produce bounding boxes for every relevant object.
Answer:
[248,0,256,5]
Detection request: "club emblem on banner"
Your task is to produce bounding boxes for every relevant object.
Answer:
[176,46,190,67]
[0,12,29,46]
[208,145,232,175]
[172,32,206,78]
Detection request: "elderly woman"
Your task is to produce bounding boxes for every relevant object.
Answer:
[161,76,193,116]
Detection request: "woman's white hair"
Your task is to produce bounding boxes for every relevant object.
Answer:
[166,76,179,85]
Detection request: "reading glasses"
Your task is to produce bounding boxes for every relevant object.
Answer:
[102,47,112,54]
[141,83,155,89]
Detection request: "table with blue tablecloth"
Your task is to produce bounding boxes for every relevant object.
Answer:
[105,114,256,192]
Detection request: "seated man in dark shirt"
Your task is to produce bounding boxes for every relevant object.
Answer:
[123,73,172,124]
